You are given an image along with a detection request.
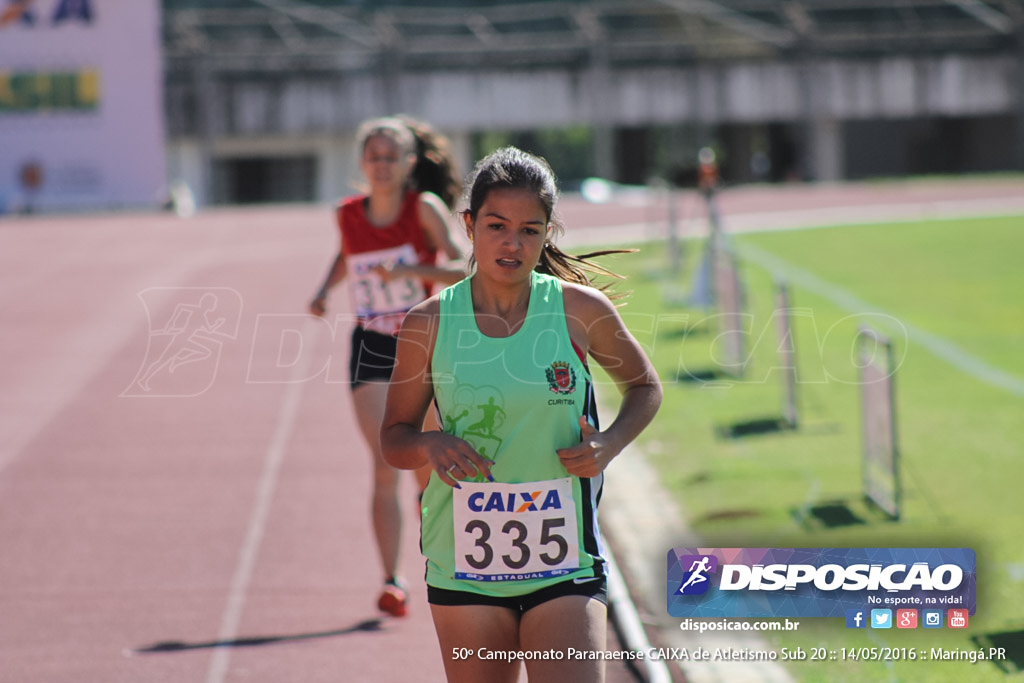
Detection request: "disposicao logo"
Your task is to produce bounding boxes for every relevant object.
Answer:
[667,548,976,619]
[675,555,718,595]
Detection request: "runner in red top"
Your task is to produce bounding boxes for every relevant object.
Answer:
[336,189,440,336]
[309,116,465,617]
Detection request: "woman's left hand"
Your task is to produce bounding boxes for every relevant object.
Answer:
[556,416,620,478]
[371,261,402,282]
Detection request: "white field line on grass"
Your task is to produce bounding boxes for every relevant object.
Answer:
[737,242,1024,398]
[712,196,1024,237]
[578,192,1022,682]
[559,193,1024,250]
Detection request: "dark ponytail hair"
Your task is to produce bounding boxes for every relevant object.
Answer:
[464,146,633,294]
[397,114,461,211]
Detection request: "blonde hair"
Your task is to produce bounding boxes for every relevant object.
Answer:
[355,117,417,158]
[354,115,461,210]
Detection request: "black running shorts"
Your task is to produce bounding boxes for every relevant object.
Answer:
[427,577,608,613]
[349,326,398,390]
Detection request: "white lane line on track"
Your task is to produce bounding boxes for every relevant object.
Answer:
[737,241,1024,398]
[205,321,317,683]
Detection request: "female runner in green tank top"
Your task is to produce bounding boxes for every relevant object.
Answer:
[381,147,662,683]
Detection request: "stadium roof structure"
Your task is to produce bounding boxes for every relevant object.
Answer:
[163,0,1024,75]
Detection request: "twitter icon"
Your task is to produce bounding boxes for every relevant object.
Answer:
[871,609,893,629]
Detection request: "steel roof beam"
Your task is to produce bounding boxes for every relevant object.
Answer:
[249,0,378,48]
[654,0,795,47]
[942,0,1013,32]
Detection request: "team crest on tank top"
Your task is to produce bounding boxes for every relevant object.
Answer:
[546,361,576,395]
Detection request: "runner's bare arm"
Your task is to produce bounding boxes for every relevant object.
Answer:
[557,284,662,478]
[310,251,348,316]
[383,191,465,286]
[381,299,493,486]
[371,193,466,285]
[417,191,464,261]
[373,260,466,285]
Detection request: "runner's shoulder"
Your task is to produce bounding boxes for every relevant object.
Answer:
[560,280,617,322]
[400,294,442,334]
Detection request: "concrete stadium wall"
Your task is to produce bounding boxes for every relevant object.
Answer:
[165,53,1021,204]
[168,54,1016,135]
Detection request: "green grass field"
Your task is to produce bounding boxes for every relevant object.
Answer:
[599,214,1024,682]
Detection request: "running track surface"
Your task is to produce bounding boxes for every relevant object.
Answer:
[0,203,646,683]
[2,177,1022,683]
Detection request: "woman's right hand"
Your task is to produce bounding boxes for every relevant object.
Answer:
[309,294,327,317]
[422,431,494,488]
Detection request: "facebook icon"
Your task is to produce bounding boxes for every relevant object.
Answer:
[845,609,867,629]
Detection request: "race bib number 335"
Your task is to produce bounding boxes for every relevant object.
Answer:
[453,478,579,582]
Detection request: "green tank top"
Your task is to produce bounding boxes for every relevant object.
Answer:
[421,271,606,596]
